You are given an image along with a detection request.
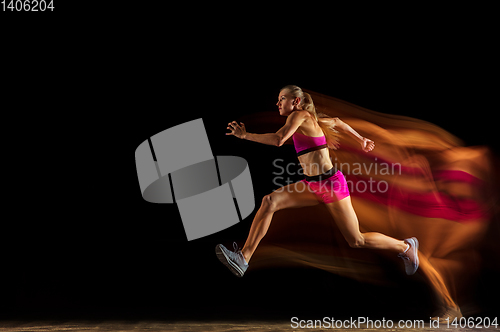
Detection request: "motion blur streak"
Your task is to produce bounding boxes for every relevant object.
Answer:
[243,90,499,314]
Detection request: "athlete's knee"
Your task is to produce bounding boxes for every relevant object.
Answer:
[261,193,279,212]
[348,234,365,248]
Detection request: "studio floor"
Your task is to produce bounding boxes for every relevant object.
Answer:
[0,320,499,332]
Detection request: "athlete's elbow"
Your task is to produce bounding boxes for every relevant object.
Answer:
[334,118,348,132]
[276,135,286,147]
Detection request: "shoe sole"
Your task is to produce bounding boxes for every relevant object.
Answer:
[408,237,420,275]
[215,244,244,277]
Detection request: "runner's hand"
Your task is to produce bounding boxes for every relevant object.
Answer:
[361,137,375,152]
[226,121,247,139]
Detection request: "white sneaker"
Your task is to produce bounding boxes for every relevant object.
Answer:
[398,237,419,275]
[215,242,248,277]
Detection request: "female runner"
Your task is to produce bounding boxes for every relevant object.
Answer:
[216,85,419,277]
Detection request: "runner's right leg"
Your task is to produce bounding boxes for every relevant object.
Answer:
[241,181,320,263]
[215,181,319,276]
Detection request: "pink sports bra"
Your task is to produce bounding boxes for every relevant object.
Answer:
[292,131,328,156]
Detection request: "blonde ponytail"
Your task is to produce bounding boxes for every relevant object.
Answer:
[301,92,317,117]
[280,85,341,150]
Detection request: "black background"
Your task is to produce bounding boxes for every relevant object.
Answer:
[1,5,499,323]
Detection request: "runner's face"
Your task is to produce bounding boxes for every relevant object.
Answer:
[276,91,298,116]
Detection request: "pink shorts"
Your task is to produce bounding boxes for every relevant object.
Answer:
[300,168,350,203]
